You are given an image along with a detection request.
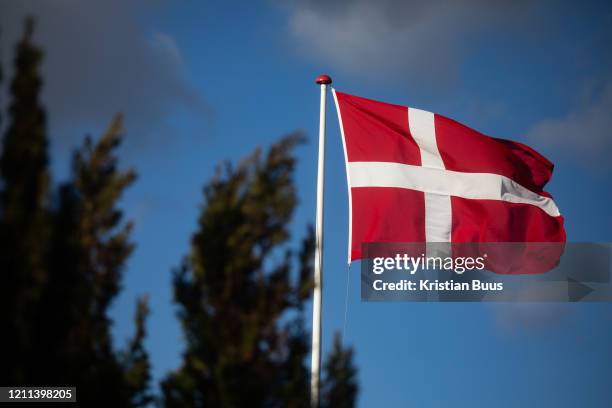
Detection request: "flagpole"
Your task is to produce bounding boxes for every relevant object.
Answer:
[311,73,332,408]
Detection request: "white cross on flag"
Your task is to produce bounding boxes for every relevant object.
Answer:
[332,90,566,263]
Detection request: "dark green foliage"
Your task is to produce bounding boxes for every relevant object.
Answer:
[162,133,313,407]
[0,19,151,407]
[321,334,359,408]
[38,115,149,406]
[0,16,50,385]
[122,296,154,407]
[162,135,359,407]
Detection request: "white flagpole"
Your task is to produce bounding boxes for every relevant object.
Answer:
[311,74,332,408]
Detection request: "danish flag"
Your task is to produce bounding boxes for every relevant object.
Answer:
[332,90,566,263]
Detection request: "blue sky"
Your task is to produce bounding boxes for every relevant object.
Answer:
[2,1,612,406]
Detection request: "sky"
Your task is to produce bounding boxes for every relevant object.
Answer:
[1,0,612,406]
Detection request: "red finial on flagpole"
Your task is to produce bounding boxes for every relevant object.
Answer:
[315,74,332,85]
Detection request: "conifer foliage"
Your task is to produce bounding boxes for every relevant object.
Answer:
[0,19,151,407]
[162,135,359,407]
[321,334,359,408]
[162,134,313,407]
[0,18,50,384]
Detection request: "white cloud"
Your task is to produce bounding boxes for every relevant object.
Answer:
[527,82,612,168]
[492,303,573,334]
[285,0,539,86]
[0,0,207,148]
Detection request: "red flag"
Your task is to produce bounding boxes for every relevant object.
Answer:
[332,90,566,264]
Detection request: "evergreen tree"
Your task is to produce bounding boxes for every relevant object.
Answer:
[122,296,154,407]
[39,115,150,406]
[161,134,359,407]
[321,334,359,408]
[0,16,50,385]
[0,19,151,406]
[162,134,312,407]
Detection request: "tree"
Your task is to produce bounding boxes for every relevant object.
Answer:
[122,296,154,407]
[0,16,50,385]
[37,114,150,406]
[0,19,151,406]
[321,334,359,408]
[162,134,359,407]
